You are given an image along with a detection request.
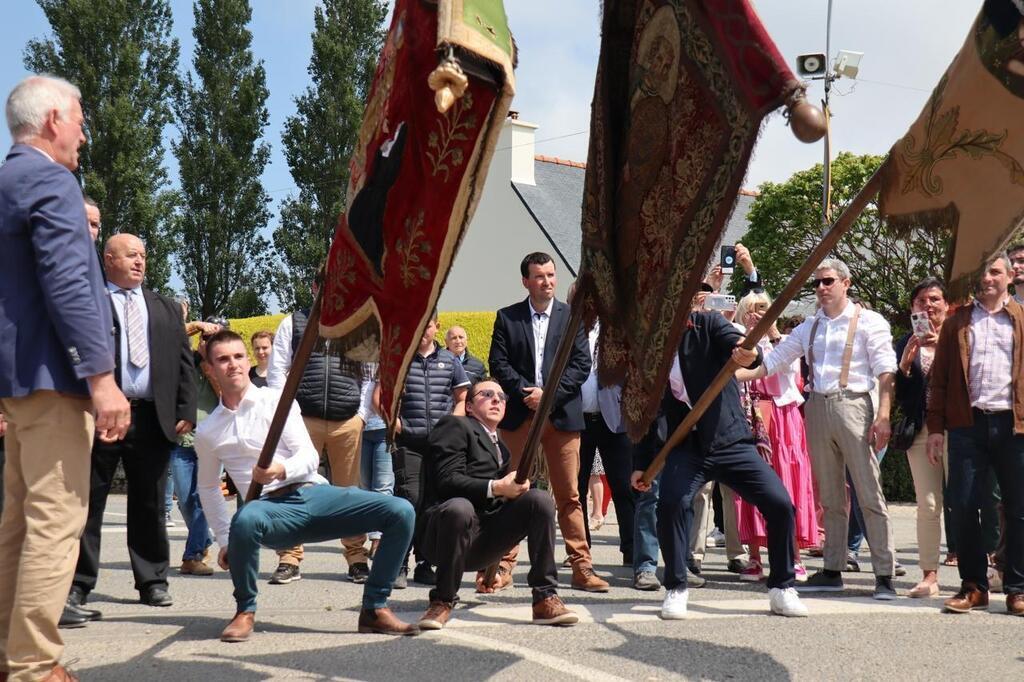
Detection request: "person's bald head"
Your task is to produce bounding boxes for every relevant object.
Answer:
[445,325,468,356]
[104,233,147,289]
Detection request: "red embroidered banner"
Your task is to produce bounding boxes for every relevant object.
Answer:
[319,0,515,423]
[578,0,803,440]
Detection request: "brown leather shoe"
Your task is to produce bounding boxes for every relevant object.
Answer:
[532,595,579,626]
[220,611,255,642]
[41,664,79,681]
[418,600,454,630]
[358,607,419,636]
[571,564,610,593]
[1007,593,1024,616]
[180,559,214,576]
[943,585,989,613]
[475,564,513,593]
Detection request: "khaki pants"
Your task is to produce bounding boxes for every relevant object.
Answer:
[0,391,93,680]
[277,415,367,567]
[501,417,591,567]
[691,482,746,563]
[906,428,948,572]
[805,391,895,576]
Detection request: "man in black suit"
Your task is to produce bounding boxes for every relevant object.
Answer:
[66,233,196,620]
[417,378,578,629]
[632,306,806,620]
[488,252,607,592]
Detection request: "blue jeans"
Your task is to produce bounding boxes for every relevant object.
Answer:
[633,473,661,574]
[169,445,213,560]
[948,410,1024,593]
[228,483,414,612]
[164,464,174,516]
[360,429,394,541]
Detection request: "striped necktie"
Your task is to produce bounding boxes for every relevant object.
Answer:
[121,289,149,368]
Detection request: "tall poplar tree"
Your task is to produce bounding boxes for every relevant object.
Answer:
[172,0,272,319]
[272,0,388,312]
[24,0,180,291]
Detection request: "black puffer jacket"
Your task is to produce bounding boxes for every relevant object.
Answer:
[398,344,469,439]
[292,309,363,421]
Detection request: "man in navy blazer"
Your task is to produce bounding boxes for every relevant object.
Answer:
[0,75,130,681]
[632,306,806,620]
[488,252,608,592]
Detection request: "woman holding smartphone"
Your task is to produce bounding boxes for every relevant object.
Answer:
[894,277,950,597]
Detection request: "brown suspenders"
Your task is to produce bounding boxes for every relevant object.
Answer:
[806,305,862,393]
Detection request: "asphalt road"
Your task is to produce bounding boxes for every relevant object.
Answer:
[59,497,1023,680]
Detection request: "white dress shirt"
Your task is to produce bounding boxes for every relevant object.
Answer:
[668,355,692,407]
[765,301,897,394]
[529,298,553,387]
[581,323,600,414]
[106,281,152,399]
[483,423,502,499]
[195,385,327,547]
[267,313,373,420]
[759,337,805,407]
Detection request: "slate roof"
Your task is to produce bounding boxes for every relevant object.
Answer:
[512,156,758,280]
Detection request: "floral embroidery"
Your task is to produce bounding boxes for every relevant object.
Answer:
[427,90,476,181]
[395,210,431,287]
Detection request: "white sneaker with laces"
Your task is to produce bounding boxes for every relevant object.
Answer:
[769,587,809,617]
[661,587,688,620]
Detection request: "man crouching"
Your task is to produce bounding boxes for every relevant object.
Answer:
[417,377,579,629]
[195,330,417,641]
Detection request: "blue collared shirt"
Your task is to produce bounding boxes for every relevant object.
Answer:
[107,281,152,399]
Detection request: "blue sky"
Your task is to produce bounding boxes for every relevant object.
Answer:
[0,0,983,298]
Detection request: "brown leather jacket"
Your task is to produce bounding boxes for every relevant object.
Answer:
[926,298,1024,435]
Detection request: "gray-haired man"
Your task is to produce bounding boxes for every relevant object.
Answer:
[745,258,899,599]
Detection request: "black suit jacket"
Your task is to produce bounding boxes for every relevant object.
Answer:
[428,415,510,516]
[635,311,762,468]
[488,297,591,432]
[893,332,927,433]
[109,289,197,443]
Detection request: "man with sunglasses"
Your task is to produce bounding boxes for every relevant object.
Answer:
[416,378,579,629]
[747,258,899,599]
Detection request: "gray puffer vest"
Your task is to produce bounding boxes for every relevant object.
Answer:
[292,309,362,421]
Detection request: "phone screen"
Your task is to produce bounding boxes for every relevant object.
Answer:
[721,245,736,274]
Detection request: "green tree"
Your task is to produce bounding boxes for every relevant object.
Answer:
[272,0,388,312]
[25,0,180,291]
[735,152,949,328]
[172,0,272,319]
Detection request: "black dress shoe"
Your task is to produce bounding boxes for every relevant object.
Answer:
[58,605,88,629]
[67,587,102,621]
[140,585,173,607]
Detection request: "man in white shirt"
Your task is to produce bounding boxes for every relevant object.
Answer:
[749,258,898,599]
[195,330,417,642]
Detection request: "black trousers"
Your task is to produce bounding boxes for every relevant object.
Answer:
[579,412,636,560]
[74,401,173,595]
[393,433,431,564]
[657,438,796,590]
[421,490,559,604]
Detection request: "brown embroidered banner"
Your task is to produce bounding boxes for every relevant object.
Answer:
[318,0,515,424]
[577,0,805,440]
[879,0,1024,299]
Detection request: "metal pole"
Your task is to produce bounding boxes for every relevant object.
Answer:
[821,0,835,232]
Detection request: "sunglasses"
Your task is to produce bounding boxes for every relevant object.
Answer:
[812,276,837,289]
[472,389,508,403]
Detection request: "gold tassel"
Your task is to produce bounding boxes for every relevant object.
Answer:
[428,50,469,114]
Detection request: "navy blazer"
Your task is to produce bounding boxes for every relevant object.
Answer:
[109,289,197,442]
[427,414,510,516]
[488,297,591,432]
[634,311,762,469]
[0,144,114,398]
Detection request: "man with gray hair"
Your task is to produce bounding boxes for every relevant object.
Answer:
[744,257,899,599]
[0,74,130,681]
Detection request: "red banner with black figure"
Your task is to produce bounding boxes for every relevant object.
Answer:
[319,0,515,424]
[577,0,816,440]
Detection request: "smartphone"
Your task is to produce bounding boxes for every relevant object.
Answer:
[721,245,736,274]
[706,293,737,311]
[910,311,931,338]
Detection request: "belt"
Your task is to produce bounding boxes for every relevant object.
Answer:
[263,481,314,499]
[809,389,869,400]
[128,398,154,408]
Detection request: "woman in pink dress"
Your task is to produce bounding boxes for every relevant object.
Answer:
[733,292,819,582]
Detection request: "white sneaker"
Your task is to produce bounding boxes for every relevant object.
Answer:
[706,527,726,547]
[661,587,688,619]
[769,587,809,617]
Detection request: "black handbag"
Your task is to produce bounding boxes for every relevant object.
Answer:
[890,416,918,452]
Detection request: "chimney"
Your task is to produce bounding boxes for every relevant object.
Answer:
[502,114,537,186]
